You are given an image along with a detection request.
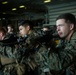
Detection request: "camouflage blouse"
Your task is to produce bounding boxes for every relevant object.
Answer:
[55,32,76,72]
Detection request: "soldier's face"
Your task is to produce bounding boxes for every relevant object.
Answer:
[56,19,72,39]
[19,25,29,37]
[7,27,13,33]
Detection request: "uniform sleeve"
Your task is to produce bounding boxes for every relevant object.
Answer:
[59,39,76,70]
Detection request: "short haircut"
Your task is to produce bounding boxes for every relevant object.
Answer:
[18,20,34,29]
[56,13,76,26]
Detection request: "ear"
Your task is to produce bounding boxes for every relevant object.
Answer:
[27,25,30,30]
[70,24,74,30]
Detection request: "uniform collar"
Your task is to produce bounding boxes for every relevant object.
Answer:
[71,31,76,40]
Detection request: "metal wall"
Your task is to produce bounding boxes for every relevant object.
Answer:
[48,1,76,25]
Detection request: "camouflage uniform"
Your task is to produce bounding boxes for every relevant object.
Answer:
[18,30,51,75]
[46,38,61,75]
[54,32,76,75]
[0,34,23,75]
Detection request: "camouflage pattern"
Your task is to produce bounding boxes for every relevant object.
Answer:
[1,29,76,75]
[47,39,61,75]
[0,34,24,75]
[20,30,51,75]
[55,32,76,75]
[0,30,50,75]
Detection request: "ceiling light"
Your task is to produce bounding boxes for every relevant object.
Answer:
[12,8,17,11]
[3,12,6,14]
[44,0,51,3]
[19,5,25,8]
[2,1,8,4]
